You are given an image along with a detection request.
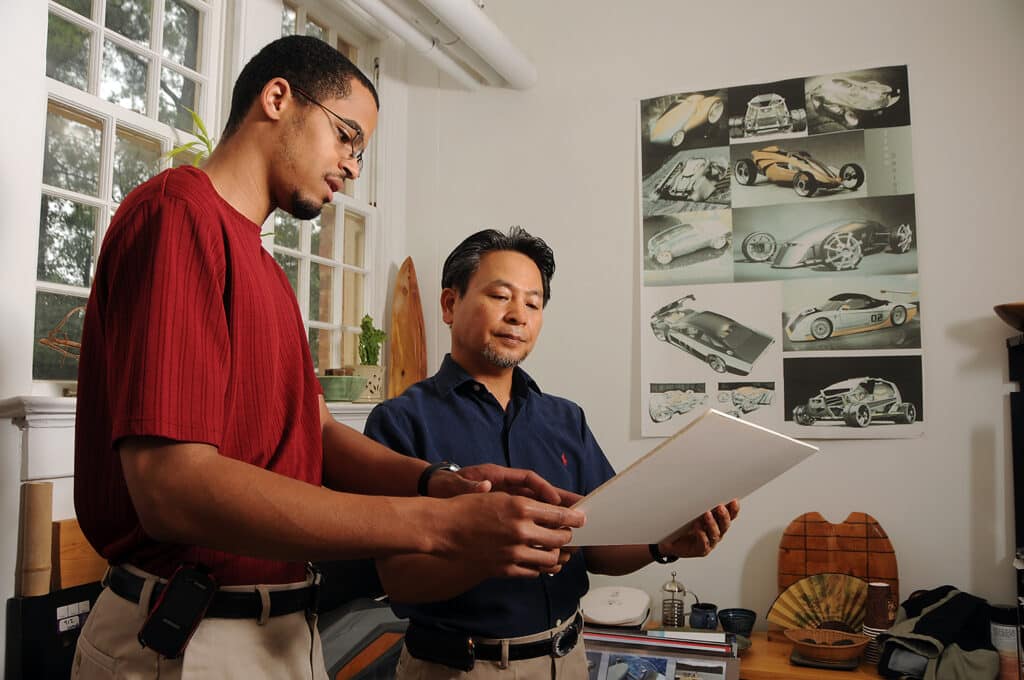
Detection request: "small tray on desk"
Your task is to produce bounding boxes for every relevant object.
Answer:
[790,649,861,671]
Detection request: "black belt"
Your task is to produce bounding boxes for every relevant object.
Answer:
[106,566,319,619]
[404,614,583,671]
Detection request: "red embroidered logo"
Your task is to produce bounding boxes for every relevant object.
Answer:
[561,452,568,466]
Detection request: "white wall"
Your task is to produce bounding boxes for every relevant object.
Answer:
[403,0,1024,621]
[0,2,47,399]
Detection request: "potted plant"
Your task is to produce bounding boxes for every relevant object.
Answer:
[353,314,386,402]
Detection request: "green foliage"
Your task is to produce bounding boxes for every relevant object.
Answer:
[358,315,386,366]
[164,108,215,166]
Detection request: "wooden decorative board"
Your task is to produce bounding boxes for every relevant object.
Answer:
[778,511,899,604]
[386,257,427,399]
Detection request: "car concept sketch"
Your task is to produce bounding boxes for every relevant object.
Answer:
[649,389,708,423]
[793,377,917,428]
[653,157,729,202]
[718,385,774,417]
[728,93,806,138]
[740,218,913,271]
[650,94,725,147]
[733,145,864,198]
[808,76,902,128]
[646,215,731,265]
[650,295,774,376]
[786,292,919,341]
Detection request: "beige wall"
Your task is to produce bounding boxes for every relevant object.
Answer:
[403,0,1024,619]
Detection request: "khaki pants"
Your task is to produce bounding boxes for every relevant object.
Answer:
[395,619,589,680]
[71,566,328,680]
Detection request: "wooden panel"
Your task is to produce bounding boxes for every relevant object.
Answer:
[386,257,427,399]
[777,512,898,604]
[50,519,107,590]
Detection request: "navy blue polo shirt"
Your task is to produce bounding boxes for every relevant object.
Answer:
[364,355,615,638]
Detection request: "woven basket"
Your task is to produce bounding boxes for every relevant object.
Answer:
[784,628,870,663]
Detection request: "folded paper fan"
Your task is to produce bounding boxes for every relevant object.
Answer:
[767,573,868,632]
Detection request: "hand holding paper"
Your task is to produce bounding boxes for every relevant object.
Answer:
[657,499,740,559]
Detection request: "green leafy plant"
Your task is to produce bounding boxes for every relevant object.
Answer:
[358,314,386,366]
[163,107,215,166]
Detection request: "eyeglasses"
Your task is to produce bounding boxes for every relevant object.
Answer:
[291,85,365,171]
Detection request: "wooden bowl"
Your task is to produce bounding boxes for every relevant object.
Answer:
[995,303,1024,331]
[784,628,870,663]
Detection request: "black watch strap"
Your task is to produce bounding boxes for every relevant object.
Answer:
[417,461,462,496]
[649,543,678,564]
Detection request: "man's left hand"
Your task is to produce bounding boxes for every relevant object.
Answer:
[658,499,740,559]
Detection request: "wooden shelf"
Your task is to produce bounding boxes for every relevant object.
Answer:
[740,632,879,679]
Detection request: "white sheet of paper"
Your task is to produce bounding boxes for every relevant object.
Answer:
[569,408,818,546]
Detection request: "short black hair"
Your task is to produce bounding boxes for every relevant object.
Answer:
[223,35,380,138]
[441,227,555,306]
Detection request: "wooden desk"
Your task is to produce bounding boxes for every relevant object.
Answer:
[740,632,879,679]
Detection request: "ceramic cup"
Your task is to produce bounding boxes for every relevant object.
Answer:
[690,602,718,630]
[865,582,894,629]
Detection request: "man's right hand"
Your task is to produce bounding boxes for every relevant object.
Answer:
[436,492,585,579]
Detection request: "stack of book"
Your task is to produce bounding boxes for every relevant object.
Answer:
[582,629,740,680]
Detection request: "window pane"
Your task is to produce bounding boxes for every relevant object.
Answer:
[163,0,200,70]
[341,331,358,367]
[37,195,98,287]
[33,291,88,381]
[312,205,336,258]
[336,37,356,62]
[274,252,299,296]
[159,66,199,130]
[47,12,91,90]
[274,210,300,249]
[309,262,334,322]
[305,18,326,41]
[54,0,93,18]
[44,102,102,196]
[342,210,365,267]
[342,270,364,327]
[308,327,332,374]
[281,4,296,36]
[114,126,161,202]
[105,0,152,46]
[102,39,149,114]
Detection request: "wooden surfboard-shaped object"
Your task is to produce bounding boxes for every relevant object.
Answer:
[387,257,427,398]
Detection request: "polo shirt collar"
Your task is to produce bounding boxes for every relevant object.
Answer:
[435,354,541,398]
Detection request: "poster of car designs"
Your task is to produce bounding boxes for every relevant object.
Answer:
[638,65,922,439]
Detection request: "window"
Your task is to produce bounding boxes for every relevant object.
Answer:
[35,0,219,382]
[274,1,380,375]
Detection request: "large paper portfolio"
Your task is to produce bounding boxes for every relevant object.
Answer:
[569,409,818,546]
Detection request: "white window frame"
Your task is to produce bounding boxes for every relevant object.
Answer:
[34,0,224,389]
[271,0,387,374]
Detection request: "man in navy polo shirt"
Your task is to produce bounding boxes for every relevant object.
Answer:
[364,227,740,679]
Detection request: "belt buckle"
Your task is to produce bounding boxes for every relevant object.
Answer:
[550,618,580,658]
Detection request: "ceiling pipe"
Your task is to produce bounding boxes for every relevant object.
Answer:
[380,0,505,87]
[414,0,536,89]
[346,0,481,90]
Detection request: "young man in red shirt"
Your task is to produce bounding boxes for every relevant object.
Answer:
[73,36,583,679]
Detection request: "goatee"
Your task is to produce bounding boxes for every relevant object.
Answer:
[482,345,526,369]
[289,191,324,221]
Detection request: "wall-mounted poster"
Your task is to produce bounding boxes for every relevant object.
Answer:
[639,65,921,439]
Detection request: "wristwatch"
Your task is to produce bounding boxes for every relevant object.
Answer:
[649,543,678,564]
[417,461,462,496]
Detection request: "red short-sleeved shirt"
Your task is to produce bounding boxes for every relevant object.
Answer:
[74,167,323,585]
